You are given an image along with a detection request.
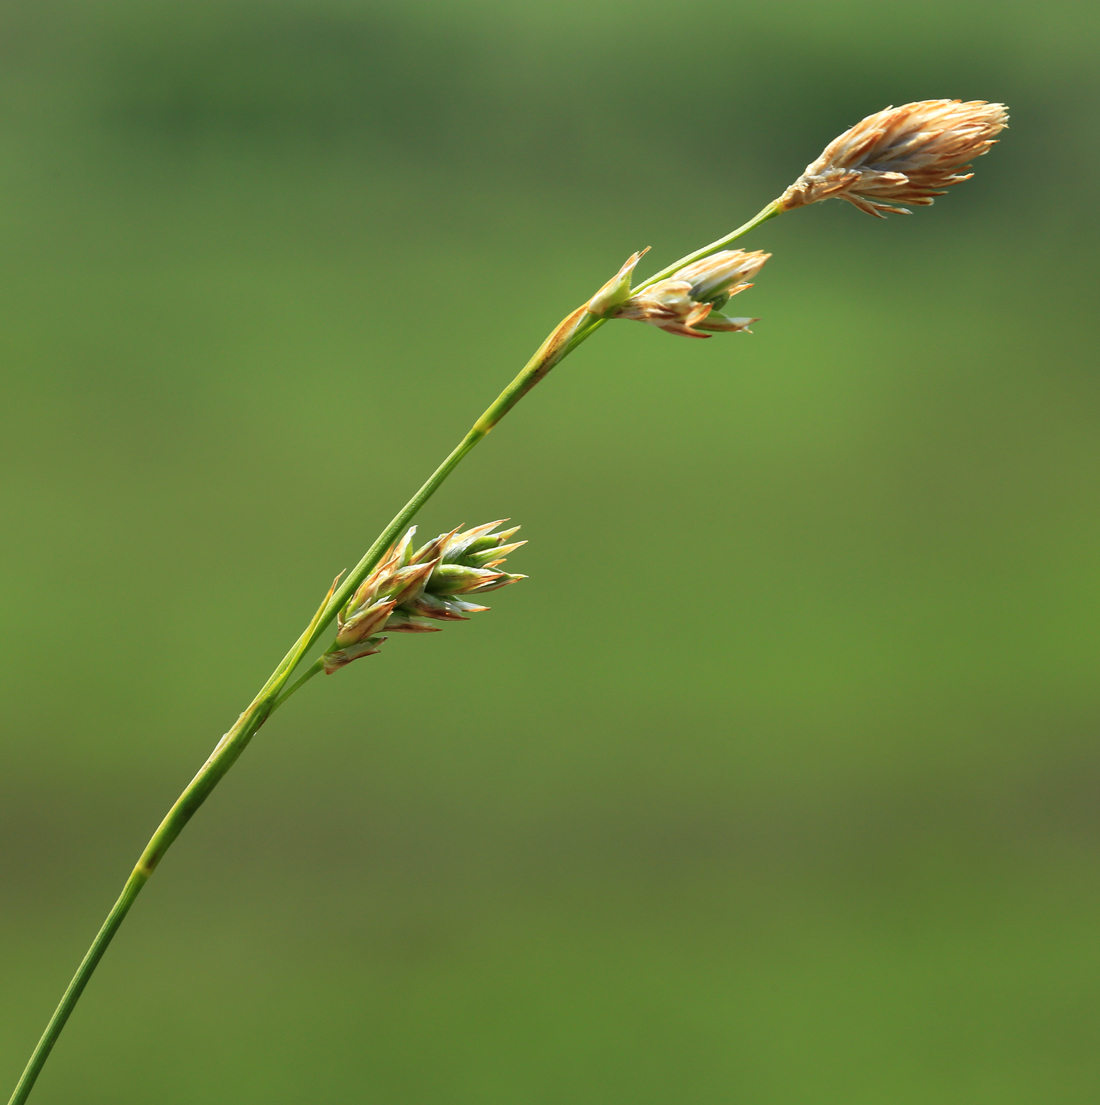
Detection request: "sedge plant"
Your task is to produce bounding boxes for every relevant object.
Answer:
[7,99,1008,1104]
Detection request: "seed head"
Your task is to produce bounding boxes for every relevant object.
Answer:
[324,521,526,673]
[608,249,769,339]
[779,100,1008,217]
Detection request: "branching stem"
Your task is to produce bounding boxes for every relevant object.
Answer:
[6,199,782,1105]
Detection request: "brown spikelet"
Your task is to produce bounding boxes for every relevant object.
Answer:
[779,100,1008,217]
[612,249,770,339]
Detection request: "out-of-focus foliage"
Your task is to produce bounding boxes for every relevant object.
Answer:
[1,1,1099,1102]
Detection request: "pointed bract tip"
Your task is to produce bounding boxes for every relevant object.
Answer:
[587,247,651,318]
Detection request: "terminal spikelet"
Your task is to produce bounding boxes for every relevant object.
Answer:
[779,100,1008,217]
[324,521,526,673]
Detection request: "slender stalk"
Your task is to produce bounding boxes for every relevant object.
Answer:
[270,658,324,711]
[631,201,781,292]
[7,201,783,1105]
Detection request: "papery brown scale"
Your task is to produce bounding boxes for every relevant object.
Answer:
[323,636,386,674]
[387,527,417,567]
[406,591,476,620]
[465,573,525,595]
[430,564,506,595]
[335,599,396,647]
[383,610,443,634]
[612,249,770,339]
[384,559,439,607]
[410,525,463,566]
[779,99,1008,217]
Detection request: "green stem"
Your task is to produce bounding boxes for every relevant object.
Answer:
[6,698,271,1105]
[7,198,784,1105]
[270,658,324,712]
[630,200,783,293]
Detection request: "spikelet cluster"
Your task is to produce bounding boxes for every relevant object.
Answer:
[779,99,1008,217]
[324,522,526,673]
[589,249,770,339]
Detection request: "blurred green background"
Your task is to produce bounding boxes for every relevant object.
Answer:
[2,0,1099,1101]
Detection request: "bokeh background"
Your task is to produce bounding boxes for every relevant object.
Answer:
[2,0,1099,1101]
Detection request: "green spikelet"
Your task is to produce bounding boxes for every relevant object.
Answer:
[323,521,527,673]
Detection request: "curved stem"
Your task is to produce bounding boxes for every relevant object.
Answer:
[7,202,784,1105]
[630,200,783,293]
[5,301,594,1105]
[8,873,147,1097]
[7,701,270,1105]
